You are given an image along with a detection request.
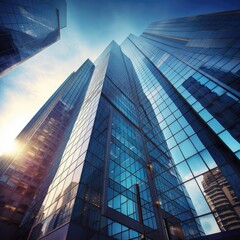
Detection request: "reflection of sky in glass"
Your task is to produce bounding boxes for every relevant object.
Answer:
[179,139,197,158]
[219,130,240,153]
[187,155,208,176]
[196,176,205,192]
[123,35,240,240]
[171,146,185,164]
[199,214,220,235]
[176,161,193,181]
[184,179,211,215]
[1,2,240,239]
[200,150,217,169]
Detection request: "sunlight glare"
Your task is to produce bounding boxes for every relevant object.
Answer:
[0,138,21,156]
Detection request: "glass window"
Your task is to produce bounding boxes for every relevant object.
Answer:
[219,130,240,152]
[175,130,188,143]
[190,135,205,152]
[187,155,208,176]
[169,121,181,134]
[170,146,185,164]
[200,150,217,169]
[207,119,224,134]
[198,214,220,235]
[166,137,177,149]
[199,109,213,122]
[179,139,197,158]
[184,180,211,215]
[176,161,193,182]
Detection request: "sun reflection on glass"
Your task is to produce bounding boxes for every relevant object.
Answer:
[0,139,22,157]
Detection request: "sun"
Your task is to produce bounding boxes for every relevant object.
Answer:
[0,124,24,157]
[0,138,21,157]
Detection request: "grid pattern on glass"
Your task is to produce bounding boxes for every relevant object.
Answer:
[129,34,240,158]
[69,97,110,235]
[19,60,95,231]
[107,219,153,240]
[122,35,240,238]
[0,0,66,74]
[108,112,157,231]
[29,42,115,239]
[27,12,240,240]
[0,60,94,228]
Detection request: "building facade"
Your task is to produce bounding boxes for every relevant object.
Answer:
[0,0,66,76]
[27,10,240,240]
[0,59,94,239]
[120,10,240,238]
[201,168,240,231]
[0,10,240,240]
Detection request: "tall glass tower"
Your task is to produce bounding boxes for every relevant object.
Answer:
[27,10,240,240]
[1,10,240,240]
[0,60,94,239]
[120,10,240,239]
[0,0,67,76]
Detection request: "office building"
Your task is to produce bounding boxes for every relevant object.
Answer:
[0,60,94,239]
[0,0,67,76]
[1,10,240,240]
[27,10,240,240]
[202,168,240,231]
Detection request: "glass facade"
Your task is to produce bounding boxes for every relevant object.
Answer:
[0,0,66,75]
[121,10,240,238]
[28,11,240,240]
[1,10,240,240]
[0,60,94,239]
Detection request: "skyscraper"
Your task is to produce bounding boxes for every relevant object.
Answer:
[0,0,67,76]
[26,10,240,240]
[202,168,240,231]
[1,10,240,240]
[0,59,94,239]
[120,10,240,239]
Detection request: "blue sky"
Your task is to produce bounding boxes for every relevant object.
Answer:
[0,0,240,154]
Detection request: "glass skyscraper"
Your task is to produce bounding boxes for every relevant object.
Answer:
[0,0,66,76]
[1,10,240,240]
[0,60,94,239]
